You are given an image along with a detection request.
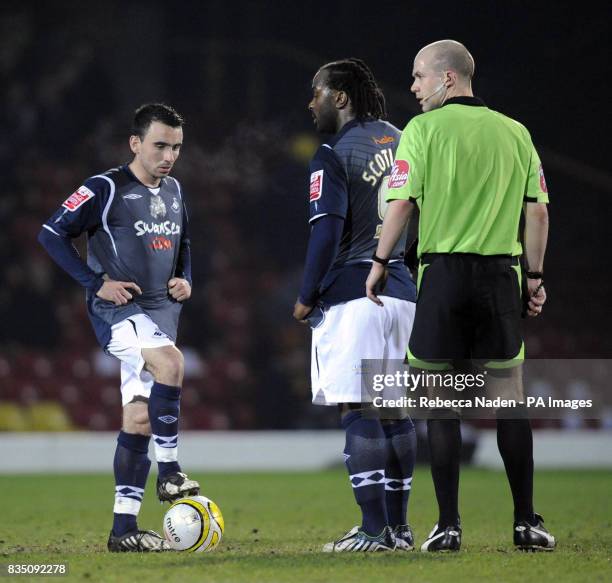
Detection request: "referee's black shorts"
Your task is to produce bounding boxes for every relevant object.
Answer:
[408,253,523,364]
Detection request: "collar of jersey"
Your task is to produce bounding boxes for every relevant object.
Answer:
[442,96,486,108]
[121,164,166,190]
[326,117,375,147]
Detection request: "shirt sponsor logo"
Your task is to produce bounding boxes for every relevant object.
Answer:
[150,236,174,251]
[373,135,395,145]
[62,185,95,211]
[539,164,548,193]
[150,194,167,219]
[309,170,323,202]
[134,220,181,237]
[388,160,410,189]
[123,193,143,200]
[171,197,181,213]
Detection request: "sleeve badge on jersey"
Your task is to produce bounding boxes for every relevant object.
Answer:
[388,160,410,189]
[538,164,548,193]
[62,185,95,211]
[309,170,324,202]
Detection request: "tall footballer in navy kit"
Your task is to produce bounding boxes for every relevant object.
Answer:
[293,59,417,552]
[38,104,199,552]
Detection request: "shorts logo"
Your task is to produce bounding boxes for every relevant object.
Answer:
[309,170,324,202]
[388,160,410,189]
[158,415,178,424]
[153,330,165,338]
[62,185,95,211]
[539,164,548,193]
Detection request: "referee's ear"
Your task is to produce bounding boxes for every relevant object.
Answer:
[442,69,455,88]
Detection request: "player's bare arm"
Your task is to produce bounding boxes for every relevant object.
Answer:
[366,199,415,305]
[168,277,191,302]
[523,202,549,317]
[96,279,142,306]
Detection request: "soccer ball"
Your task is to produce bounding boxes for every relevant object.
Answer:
[163,495,224,552]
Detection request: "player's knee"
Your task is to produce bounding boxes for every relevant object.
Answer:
[123,401,151,435]
[147,347,184,385]
[162,349,184,384]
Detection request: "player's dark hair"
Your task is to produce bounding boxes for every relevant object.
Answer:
[132,103,184,139]
[319,58,387,120]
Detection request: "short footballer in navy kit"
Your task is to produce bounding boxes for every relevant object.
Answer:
[41,165,190,348]
[38,104,199,553]
[295,59,417,553]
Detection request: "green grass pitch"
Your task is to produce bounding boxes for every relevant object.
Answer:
[0,468,610,582]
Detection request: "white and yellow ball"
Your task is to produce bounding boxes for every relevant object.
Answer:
[163,495,224,552]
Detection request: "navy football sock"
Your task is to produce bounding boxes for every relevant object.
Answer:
[112,431,151,536]
[149,382,182,478]
[383,418,416,527]
[341,410,388,536]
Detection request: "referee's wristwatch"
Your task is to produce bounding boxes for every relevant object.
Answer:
[526,271,543,279]
[372,253,389,266]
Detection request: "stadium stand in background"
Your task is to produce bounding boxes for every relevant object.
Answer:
[1,6,610,434]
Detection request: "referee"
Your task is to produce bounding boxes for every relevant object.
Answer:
[366,40,555,552]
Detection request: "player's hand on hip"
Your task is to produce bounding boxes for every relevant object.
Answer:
[366,263,387,306]
[293,299,314,323]
[96,280,142,306]
[526,279,546,317]
[168,277,191,302]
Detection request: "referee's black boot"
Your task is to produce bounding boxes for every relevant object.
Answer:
[514,513,556,551]
[420,523,461,552]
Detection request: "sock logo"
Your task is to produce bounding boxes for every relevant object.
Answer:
[158,415,178,424]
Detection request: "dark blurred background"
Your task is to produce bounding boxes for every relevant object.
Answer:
[1,0,610,432]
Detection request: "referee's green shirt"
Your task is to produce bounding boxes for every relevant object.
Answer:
[387,97,549,257]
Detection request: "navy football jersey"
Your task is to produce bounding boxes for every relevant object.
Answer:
[42,165,190,347]
[307,119,416,304]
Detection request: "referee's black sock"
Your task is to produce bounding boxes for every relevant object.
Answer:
[427,412,461,529]
[496,407,535,524]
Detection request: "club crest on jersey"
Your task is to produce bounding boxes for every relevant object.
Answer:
[539,164,548,193]
[62,185,94,211]
[150,195,166,219]
[171,197,180,213]
[309,170,323,202]
[388,160,410,189]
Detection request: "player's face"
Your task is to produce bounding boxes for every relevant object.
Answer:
[411,52,447,112]
[130,121,183,186]
[308,72,339,134]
